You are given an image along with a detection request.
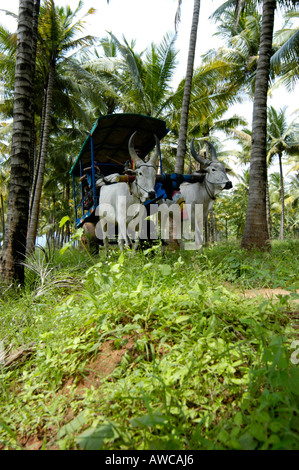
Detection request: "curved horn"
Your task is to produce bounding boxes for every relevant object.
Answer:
[204,140,218,161]
[128,131,143,167]
[190,138,210,167]
[148,134,160,166]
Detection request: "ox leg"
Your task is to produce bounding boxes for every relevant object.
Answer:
[118,238,124,252]
[103,236,109,256]
[117,229,126,252]
[99,220,110,256]
[118,226,132,252]
[133,237,140,253]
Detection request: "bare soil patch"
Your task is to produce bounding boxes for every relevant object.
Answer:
[15,336,137,450]
[223,282,299,304]
[243,287,299,304]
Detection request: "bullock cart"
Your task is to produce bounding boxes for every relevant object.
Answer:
[69,113,226,252]
[70,113,170,250]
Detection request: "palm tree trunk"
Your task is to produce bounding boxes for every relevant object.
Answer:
[0,0,39,283]
[204,218,209,245]
[209,209,215,243]
[278,152,285,240]
[175,0,200,174]
[28,88,47,224]
[1,194,5,240]
[29,0,40,192]
[266,174,272,238]
[26,61,55,254]
[241,0,276,250]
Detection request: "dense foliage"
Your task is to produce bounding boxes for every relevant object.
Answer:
[0,240,298,450]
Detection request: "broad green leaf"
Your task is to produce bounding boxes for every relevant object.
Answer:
[57,411,86,439]
[130,412,167,428]
[175,315,190,323]
[59,215,70,227]
[234,412,243,426]
[158,264,172,276]
[76,424,114,450]
[60,241,71,254]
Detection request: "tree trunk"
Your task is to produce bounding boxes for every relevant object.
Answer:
[204,218,209,245]
[28,0,40,192]
[241,0,275,250]
[26,61,55,254]
[0,0,40,284]
[278,152,285,240]
[0,194,5,241]
[28,88,47,224]
[265,173,272,238]
[209,209,215,243]
[175,0,200,174]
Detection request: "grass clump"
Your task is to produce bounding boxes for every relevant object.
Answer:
[201,239,299,289]
[0,241,298,450]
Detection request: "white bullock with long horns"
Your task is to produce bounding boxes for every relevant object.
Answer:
[166,139,233,250]
[180,139,232,221]
[95,132,160,252]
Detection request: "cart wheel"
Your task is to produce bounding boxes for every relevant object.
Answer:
[82,222,100,254]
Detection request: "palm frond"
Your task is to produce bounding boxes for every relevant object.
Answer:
[174,0,183,32]
[271,28,299,67]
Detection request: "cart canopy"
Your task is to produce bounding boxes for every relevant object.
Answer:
[70,113,169,176]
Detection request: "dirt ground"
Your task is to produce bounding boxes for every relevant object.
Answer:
[243,287,299,304]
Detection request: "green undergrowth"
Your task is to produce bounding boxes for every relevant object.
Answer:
[201,239,299,289]
[0,240,298,450]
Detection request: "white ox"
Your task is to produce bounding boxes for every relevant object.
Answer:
[180,139,232,221]
[96,132,160,251]
[167,140,232,249]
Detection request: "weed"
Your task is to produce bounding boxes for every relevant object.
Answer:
[0,240,298,449]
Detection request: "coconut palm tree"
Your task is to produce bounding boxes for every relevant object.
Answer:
[208,0,296,249]
[269,171,299,238]
[0,0,40,284]
[174,0,201,174]
[284,174,299,237]
[0,21,17,112]
[26,0,97,254]
[0,162,9,244]
[203,0,262,97]
[271,9,299,90]
[167,58,247,177]
[239,0,297,250]
[267,105,299,239]
[240,0,275,249]
[100,31,178,117]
